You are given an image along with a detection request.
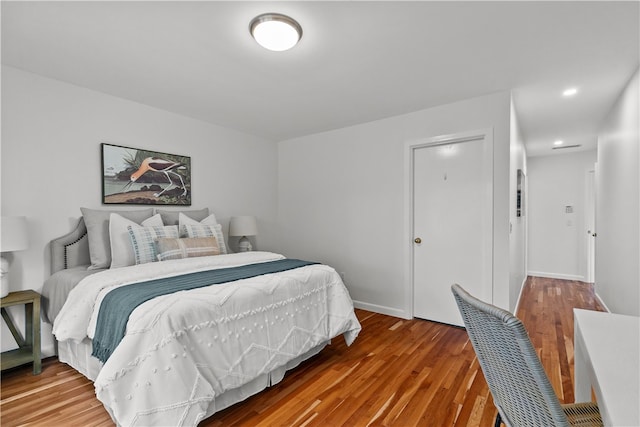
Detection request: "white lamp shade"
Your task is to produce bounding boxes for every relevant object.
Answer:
[229,216,258,237]
[1,216,29,252]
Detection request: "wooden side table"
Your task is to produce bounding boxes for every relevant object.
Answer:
[1,290,41,374]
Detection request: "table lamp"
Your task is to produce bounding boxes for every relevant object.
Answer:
[229,216,257,252]
[1,216,29,298]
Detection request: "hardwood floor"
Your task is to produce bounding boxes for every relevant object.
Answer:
[0,277,605,426]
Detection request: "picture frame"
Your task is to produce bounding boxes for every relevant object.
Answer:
[101,143,191,205]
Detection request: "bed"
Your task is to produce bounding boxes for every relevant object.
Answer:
[42,208,361,427]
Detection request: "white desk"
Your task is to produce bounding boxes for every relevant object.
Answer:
[574,309,640,427]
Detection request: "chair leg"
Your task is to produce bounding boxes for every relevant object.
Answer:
[494,412,502,427]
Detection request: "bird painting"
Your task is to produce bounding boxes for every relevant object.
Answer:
[123,157,188,197]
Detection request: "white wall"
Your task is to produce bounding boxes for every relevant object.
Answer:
[509,99,528,311]
[595,68,639,316]
[527,150,597,281]
[1,66,279,355]
[278,91,512,318]
[0,67,531,354]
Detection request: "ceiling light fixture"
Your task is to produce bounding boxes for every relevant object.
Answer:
[554,140,564,146]
[562,87,578,97]
[250,13,302,52]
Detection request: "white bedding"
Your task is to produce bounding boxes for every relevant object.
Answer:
[53,251,361,426]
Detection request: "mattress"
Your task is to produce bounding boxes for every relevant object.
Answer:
[41,265,105,323]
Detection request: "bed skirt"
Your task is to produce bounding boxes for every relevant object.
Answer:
[58,338,103,381]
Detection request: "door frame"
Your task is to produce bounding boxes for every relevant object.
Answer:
[585,169,596,283]
[403,128,494,319]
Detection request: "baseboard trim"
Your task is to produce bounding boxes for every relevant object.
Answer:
[594,292,611,313]
[527,271,585,282]
[42,343,56,359]
[514,276,528,314]
[352,300,410,320]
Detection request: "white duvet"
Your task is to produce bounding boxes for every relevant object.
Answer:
[53,252,361,426]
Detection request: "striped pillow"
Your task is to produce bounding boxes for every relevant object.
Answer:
[180,223,227,254]
[155,237,220,261]
[128,225,179,265]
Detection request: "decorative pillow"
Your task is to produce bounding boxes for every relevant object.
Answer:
[155,208,211,226]
[128,225,179,265]
[155,237,220,261]
[80,207,154,270]
[179,213,228,254]
[109,213,163,268]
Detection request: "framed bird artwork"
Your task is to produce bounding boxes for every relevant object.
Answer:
[101,143,191,205]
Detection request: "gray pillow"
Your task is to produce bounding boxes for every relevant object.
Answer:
[155,208,209,226]
[80,207,154,270]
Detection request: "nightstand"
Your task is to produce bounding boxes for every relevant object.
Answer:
[1,290,41,374]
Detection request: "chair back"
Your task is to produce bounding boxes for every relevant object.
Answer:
[451,284,570,427]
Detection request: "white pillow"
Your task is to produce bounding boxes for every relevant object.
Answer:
[155,208,210,226]
[109,213,163,268]
[178,213,227,254]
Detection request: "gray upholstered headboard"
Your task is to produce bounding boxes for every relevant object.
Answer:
[50,218,91,273]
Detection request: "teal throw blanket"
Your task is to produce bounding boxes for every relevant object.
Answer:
[92,258,318,363]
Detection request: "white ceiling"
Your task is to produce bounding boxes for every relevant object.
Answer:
[2,1,638,156]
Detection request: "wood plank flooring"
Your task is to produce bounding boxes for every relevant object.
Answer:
[0,277,605,426]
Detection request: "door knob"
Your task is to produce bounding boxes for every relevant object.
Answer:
[414,237,422,244]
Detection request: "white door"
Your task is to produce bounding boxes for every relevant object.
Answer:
[412,131,493,326]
